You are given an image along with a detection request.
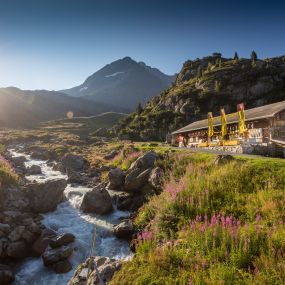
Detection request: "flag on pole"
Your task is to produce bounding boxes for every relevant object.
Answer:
[220,108,227,139]
[208,112,214,138]
[237,103,247,134]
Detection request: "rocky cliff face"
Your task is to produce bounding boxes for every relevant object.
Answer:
[115,54,285,141]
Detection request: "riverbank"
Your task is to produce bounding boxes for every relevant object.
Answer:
[1,129,285,285]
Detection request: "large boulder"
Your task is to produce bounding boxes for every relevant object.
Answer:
[24,179,67,213]
[80,185,113,215]
[42,245,73,266]
[148,167,164,190]
[127,151,159,173]
[61,154,87,172]
[113,220,134,239]
[0,264,15,285]
[124,168,152,192]
[108,168,125,190]
[68,256,121,285]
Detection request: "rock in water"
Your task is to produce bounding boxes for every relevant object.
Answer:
[80,184,113,214]
[42,245,73,266]
[0,264,15,285]
[26,165,42,175]
[52,260,72,274]
[24,179,67,213]
[31,228,57,256]
[113,220,134,239]
[50,233,75,248]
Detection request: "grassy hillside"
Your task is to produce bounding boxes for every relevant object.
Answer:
[115,54,285,141]
[39,112,127,138]
[110,151,285,284]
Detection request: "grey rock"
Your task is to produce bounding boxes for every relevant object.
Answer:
[108,168,125,189]
[24,179,67,213]
[50,233,75,248]
[42,245,73,266]
[80,184,113,215]
[148,167,164,190]
[61,154,87,172]
[127,151,159,173]
[125,168,152,191]
[68,256,121,285]
[113,220,134,239]
[26,165,42,175]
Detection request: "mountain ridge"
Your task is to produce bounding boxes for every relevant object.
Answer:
[0,87,128,128]
[61,57,176,109]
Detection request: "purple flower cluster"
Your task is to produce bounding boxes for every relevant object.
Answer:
[165,179,185,200]
[127,151,142,160]
[0,154,15,172]
[189,214,250,238]
[137,229,154,241]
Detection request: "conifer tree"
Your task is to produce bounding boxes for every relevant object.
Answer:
[251,50,257,61]
[136,103,143,115]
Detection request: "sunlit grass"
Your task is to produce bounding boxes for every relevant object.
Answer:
[110,153,285,285]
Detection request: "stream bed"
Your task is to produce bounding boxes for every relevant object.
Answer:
[9,148,131,285]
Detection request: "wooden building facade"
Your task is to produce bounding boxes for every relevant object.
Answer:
[172,101,285,149]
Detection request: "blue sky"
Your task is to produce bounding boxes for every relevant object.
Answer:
[0,0,284,90]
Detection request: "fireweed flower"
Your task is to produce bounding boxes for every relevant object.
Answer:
[165,178,185,200]
[256,214,262,223]
[0,154,15,172]
[137,229,154,241]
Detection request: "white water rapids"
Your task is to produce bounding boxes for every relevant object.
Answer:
[9,148,131,285]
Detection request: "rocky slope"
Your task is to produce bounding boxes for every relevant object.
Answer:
[61,57,175,110]
[115,53,285,141]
